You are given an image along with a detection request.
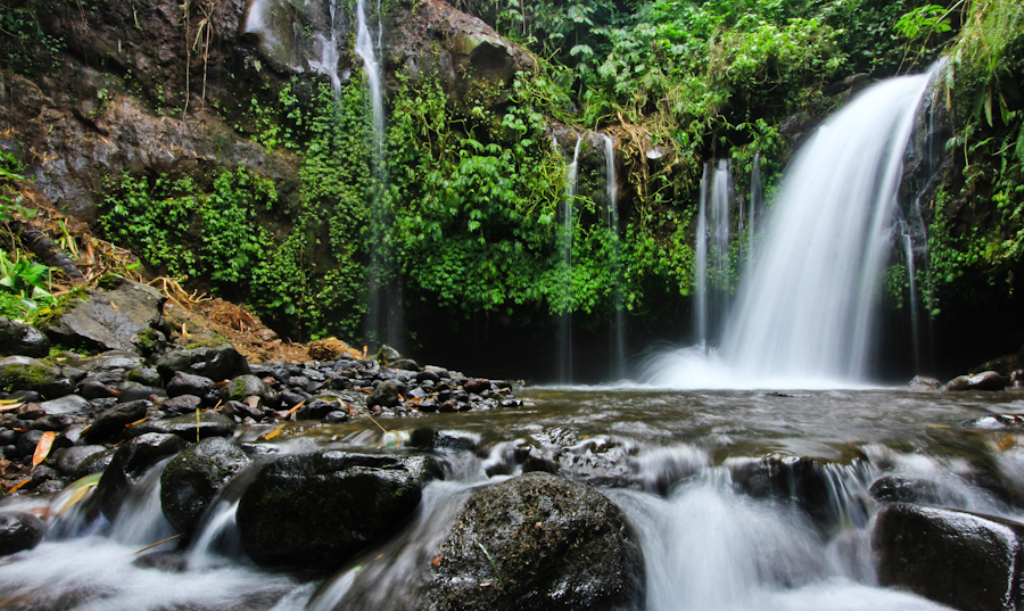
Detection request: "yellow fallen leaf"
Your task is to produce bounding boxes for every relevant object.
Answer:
[263,424,286,440]
[32,431,56,469]
[58,476,101,516]
[6,477,31,494]
[0,402,24,412]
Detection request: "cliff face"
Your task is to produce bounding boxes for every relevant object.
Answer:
[0,0,533,222]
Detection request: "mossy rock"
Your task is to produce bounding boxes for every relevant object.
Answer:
[0,362,59,393]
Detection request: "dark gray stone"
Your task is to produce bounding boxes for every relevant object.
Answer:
[0,512,44,556]
[125,411,237,442]
[0,318,49,358]
[156,344,250,383]
[236,451,441,570]
[78,379,116,400]
[45,279,168,355]
[53,445,109,476]
[166,371,216,399]
[162,394,203,417]
[37,394,92,416]
[160,437,252,537]
[946,371,1007,391]
[428,472,644,611]
[367,379,402,409]
[84,399,149,443]
[72,447,116,480]
[874,503,1024,611]
[221,374,268,403]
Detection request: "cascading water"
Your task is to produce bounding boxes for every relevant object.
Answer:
[748,151,762,252]
[650,66,941,388]
[357,0,402,350]
[603,134,627,379]
[693,160,733,349]
[558,134,583,384]
[308,0,344,96]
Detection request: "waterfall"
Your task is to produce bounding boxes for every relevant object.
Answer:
[748,152,762,250]
[603,134,627,379]
[559,135,583,384]
[357,0,402,350]
[647,66,941,388]
[693,160,733,349]
[901,223,921,372]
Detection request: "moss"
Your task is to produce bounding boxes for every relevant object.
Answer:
[185,338,231,349]
[0,363,58,392]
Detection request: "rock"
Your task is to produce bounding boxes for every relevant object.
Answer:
[874,503,1024,611]
[367,379,402,409]
[463,378,490,394]
[77,350,147,373]
[390,358,420,372]
[945,371,1007,391]
[0,318,49,358]
[52,445,109,476]
[160,437,252,537]
[156,344,250,383]
[45,278,168,355]
[221,374,269,403]
[95,433,188,521]
[125,367,162,388]
[114,382,167,403]
[0,362,60,395]
[0,512,45,556]
[429,472,644,611]
[125,411,237,442]
[236,451,441,570]
[78,379,116,400]
[83,399,150,443]
[166,371,217,402]
[72,447,116,480]
[869,475,970,507]
[36,394,92,416]
[161,394,203,417]
[375,345,402,365]
[909,375,943,390]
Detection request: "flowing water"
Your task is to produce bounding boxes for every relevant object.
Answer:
[693,160,734,350]
[652,67,941,389]
[603,134,627,379]
[2,386,1022,610]
[558,134,583,384]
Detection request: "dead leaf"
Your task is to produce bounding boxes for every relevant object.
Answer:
[0,402,24,412]
[6,478,31,494]
[263,424,286,440]
[432,555,443,567]
[133,534,182,555]
[110,300,120,313]
[32,431,56,468]
[285,399,306,416]
[125,416,149,428]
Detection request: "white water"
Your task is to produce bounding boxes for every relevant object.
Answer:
[693,160,733,349]
[604,134,628,379]
[558,134,583,384]
[648,67,939,389]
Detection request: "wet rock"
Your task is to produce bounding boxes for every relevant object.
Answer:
[0,512,45,556]
[72,447,116,480]
[870,475,970,507]
[166,371,217,403]
[729,454,865,531]
[390,358,420,372]
[37,394,92,416]
[429,472,644,611]
[30,413,76,431]
[221,374,269,403]
[132,550,187,572]
[83,399,149,443]
[945,371,1007,392]
[161,394,203,417]
[78,378,116,400]
[237,451,441,570]
[125,411,237,442]
[156,344,250,383]
[463,378,490,394]
[969,414,1024,430]
[874,503,1024,611]
[16,430,47,459]
[114,382,166,403]
[95,433,188,521]
[0,362,60,395]
[45,278,168,355]
[78,351,146,373]
[52,445,109,476]
[375,345,402,364]
[367,379,403,409]
[0,317,50,358]
[160,437,252,537]
[125,367,162,388]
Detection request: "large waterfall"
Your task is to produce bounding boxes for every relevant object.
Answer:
[645,67,940,389]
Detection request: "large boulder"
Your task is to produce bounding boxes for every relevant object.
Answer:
[874,503,1024,611]
[95,432,188,521]
[945,371,1007,391]
[428,472,645,611]
[156,344,250,383]
[236,451,441,570]
[45,277,169,356]
[160,437,252,537]
[0,317,49,358]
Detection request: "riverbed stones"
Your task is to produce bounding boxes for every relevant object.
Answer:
[236,451,441,570]
[45,277,168,355]
[83,399,149,443]
[428,472,645,611]
[125,411,237,441]
[160,437,252,538]
[95,432,188,521]
[874,503,1024,611]
[0,511,45,556]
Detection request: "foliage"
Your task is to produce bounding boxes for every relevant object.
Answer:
[0,0,66,75]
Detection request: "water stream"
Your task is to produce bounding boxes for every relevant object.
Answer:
[558,134,583,384]
[603,134,627,379]
[2,386,1022,610]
